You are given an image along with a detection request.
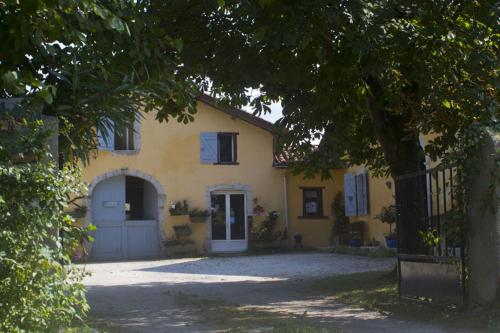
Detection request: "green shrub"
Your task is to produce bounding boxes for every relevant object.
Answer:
[0,119,90,332]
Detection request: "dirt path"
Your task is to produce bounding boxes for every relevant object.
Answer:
[82,253,457,332]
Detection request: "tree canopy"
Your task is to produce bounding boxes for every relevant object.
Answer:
[1,0,498,174]
[1,0,204,161]
[182,0,498,177]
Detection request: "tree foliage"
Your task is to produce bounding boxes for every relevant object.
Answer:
[0,118,89,332]
[172,0,498,177]
[1,0,204,162]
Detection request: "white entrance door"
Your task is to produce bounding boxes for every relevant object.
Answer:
[210,192,247,252]
[91,175,159,261]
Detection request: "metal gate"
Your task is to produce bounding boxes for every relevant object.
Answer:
[395,165,466,304]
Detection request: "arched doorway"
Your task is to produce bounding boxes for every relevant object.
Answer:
[88,170,166,261]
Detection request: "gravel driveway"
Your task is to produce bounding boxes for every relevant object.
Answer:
[82,253,452,333]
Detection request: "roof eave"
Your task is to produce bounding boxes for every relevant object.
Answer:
[196,94,277,134]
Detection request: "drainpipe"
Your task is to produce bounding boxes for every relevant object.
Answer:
[283,172,289,248]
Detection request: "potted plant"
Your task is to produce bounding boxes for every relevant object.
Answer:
[331,192,349,246]
[173,224,192,238]
[293,234,303,248]
[376,205,397,248]
[169,200,188,216]
[349,236,362,247]
[249,210,282,249]
[189,208,210,223]
[164,238,197,257]
[252,197,265,215]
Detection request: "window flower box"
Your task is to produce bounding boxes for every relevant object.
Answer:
[188,209,210,223]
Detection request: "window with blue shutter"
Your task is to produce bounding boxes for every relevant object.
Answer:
[200,132,218,163]
[200,132,238,164]
[344,173,357,216]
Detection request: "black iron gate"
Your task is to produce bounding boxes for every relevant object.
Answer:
[395,165,466,304]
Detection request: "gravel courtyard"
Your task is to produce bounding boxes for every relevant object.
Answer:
[82,253,454,332]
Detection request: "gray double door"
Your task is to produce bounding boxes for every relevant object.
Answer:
[91,175,159,261]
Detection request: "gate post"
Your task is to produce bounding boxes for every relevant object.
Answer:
[467,134,498,307]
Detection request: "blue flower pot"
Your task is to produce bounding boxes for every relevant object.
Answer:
[349,239,362,247]
[385,237,397,249]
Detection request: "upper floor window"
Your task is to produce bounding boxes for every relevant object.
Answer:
[98,119,140,152]
[200,132,238,164]
[114,122,135,151]
[218,133,237,163]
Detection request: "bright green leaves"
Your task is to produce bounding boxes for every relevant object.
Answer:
[1,0,204,163]
[442,100,452,109]
[0,129,89,332]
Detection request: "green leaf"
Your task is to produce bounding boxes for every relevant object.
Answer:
[107,16,125,32]
[2,71,18,85]
[442,100,451,109]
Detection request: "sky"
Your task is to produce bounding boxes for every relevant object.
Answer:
[242,101,283,124]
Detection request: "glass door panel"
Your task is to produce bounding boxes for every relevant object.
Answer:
[211,194,227,240]
[229,194,245,240]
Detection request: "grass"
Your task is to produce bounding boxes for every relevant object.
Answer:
[175,294,340,333]
[330,246,396,258]
[313,270,500,332]
[60,317,123,333]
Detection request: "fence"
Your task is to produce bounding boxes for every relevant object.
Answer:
[395,165,466,304]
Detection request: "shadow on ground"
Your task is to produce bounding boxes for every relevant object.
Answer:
[86,275,455,333]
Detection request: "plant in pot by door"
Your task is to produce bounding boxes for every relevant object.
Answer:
[349,236,362,247]
[376,205,397,248]
[188,208,210,223]
[169,200,188,216]
[164,238,197,257]
[249,210,282,249]
[293,234,303,248]
[173,224,192,238]
[331,192,349,246]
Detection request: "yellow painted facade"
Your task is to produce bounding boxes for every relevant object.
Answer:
[81,100,287,254]
[82,98,398,257]
[285,167,395,248]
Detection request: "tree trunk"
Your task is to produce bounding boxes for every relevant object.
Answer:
[365,76,427,254]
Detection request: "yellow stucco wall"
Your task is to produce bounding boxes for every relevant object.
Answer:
[286,167,395,248]
[286,170,343,248]
[82,99,405,254]
[82,101,286,254]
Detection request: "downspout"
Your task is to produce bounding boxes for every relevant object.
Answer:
[283,172,289,248]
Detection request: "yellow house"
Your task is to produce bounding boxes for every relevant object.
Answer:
[81,95,395,260]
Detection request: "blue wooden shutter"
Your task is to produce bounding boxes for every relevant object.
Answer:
[97,119,114,150]
[344,173,357,216]
[356,172,369,216]
[133,115,141,151]
[200,132,218,163]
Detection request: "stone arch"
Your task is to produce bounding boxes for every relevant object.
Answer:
[85,168,167,256]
